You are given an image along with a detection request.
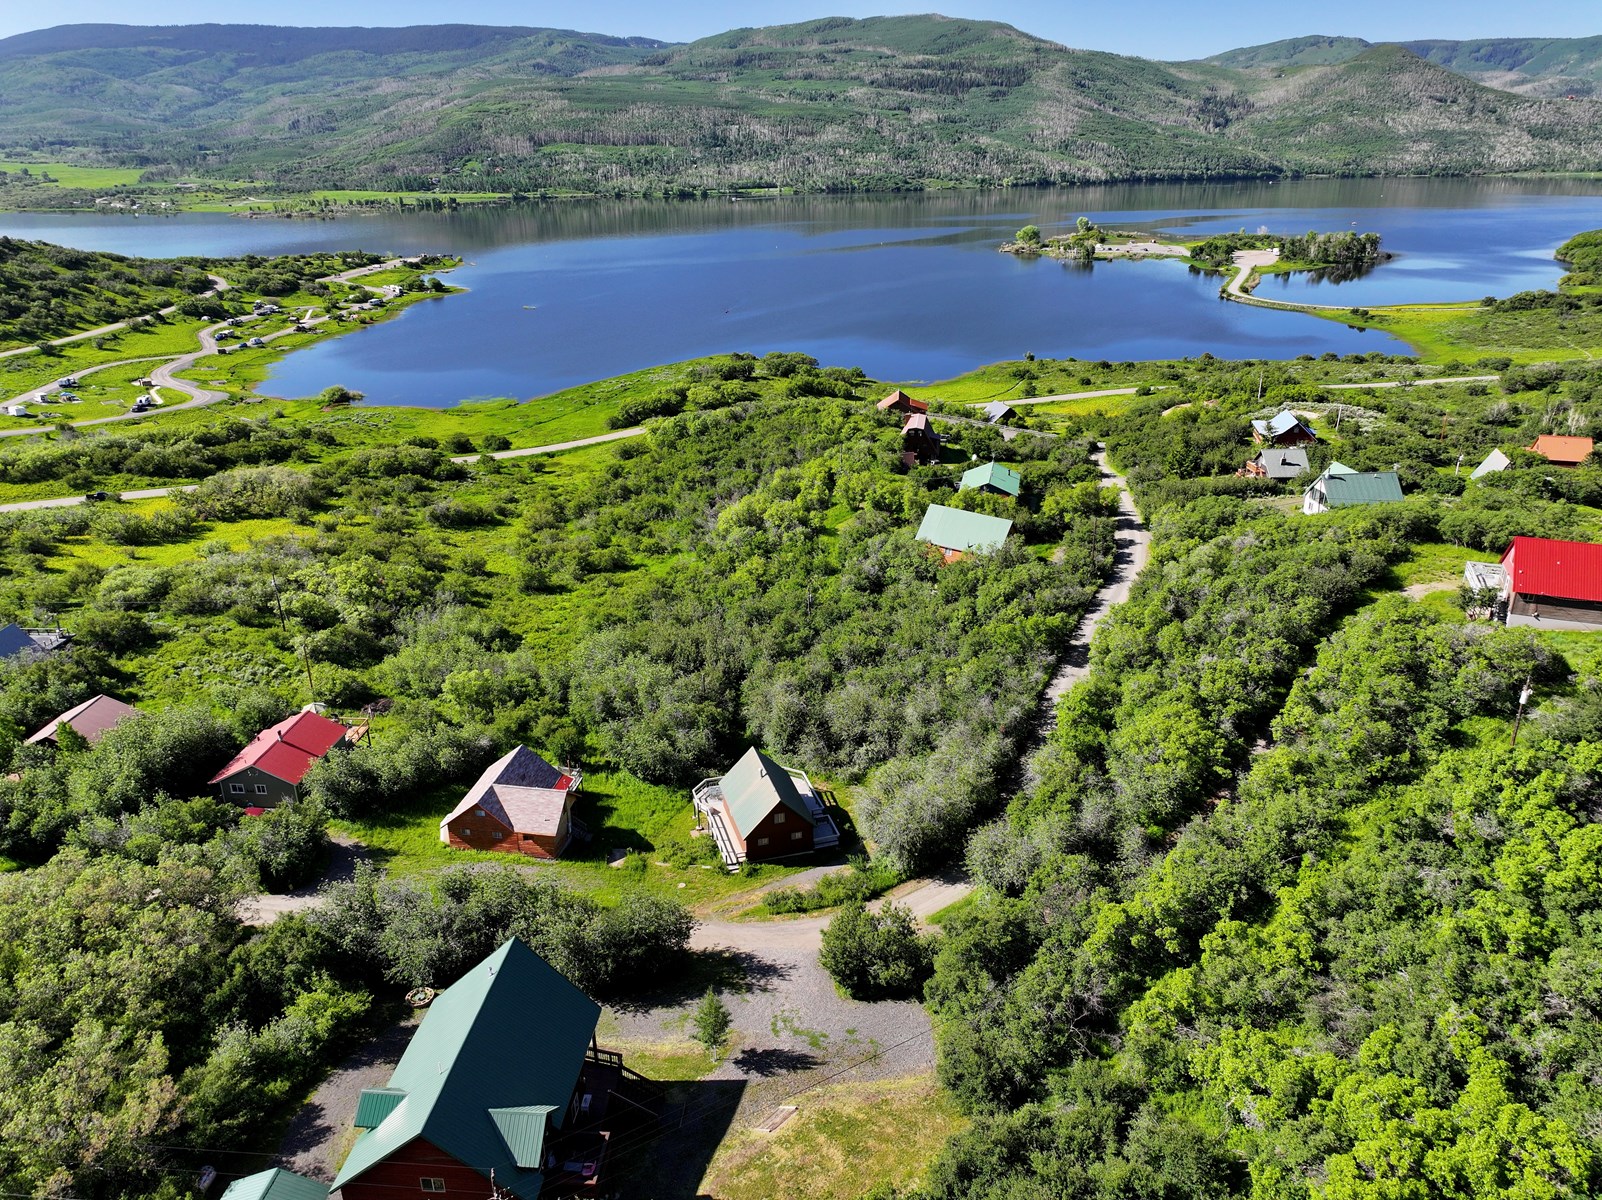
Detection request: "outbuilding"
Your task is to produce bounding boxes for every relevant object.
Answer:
[1498,536,1602,630]
[691,746,841,870]
[439,746,585,858]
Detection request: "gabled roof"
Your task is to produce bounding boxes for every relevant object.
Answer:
[219,1168,327,1200]
[26,694,139,746]
[439,746,575,838]
[1250,447,1310,479]
[959,461,1022,496]
[982,400,1014,421]
[489,1105,560,1169]
[1469,448,1511,480]
[0,623,37,658]
[333,938,601,1200]
[354,1087,407,1130]
[902,412,930,434]
[1529,435,1594,465]
[876,389,927,412]
[1309,466,1403,507]
[208,710,348,787]
[915,504,1013,554]
[719,746,816,839]
[1252,410,1315,440]
[1501,536,1602,603]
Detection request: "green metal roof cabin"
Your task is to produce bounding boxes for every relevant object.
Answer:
[1301,461,1405,514]
[915,503,1013,559]
[958,461,1022,497]
[219,1168,327,1200]
[332,938,617,1200]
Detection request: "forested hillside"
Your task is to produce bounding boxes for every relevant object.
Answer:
[2,15,1600,198]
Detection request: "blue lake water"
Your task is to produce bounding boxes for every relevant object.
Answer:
[4,177,1601,406]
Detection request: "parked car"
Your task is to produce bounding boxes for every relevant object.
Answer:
[246,337,266,348]
[84,491,112,502]
[56,377,79,388]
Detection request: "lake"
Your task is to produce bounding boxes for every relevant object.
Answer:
[4,177,1602,407]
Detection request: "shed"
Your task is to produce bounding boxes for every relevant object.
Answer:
[209,708,352,807]
[1302,462,1404,514]
[439,746,585,859]
[26,694,139,747]
[1469,448,1511,480]
[916,503,1013,559]
[691,746,840,869]
[219,1168,327,1200]
[1499,536,1602,630]
[1528,435,1594,467]
[333,938,621,1200]
[959,461,1022,497]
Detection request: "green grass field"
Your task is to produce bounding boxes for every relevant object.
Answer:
[0,161,150,188]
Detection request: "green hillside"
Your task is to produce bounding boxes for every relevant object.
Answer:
[2,15,1602,200]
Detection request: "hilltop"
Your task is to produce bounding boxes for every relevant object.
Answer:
[1,15,1601,199]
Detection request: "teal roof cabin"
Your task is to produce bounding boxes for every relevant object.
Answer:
[916,503,1013,559]
[959,461,1022,497]
[1302,462,1404,514]
[332,938,619,1200]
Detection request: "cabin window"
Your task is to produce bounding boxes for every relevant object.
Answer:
[773,811,786,825]
[475,808,485,817]
[254,784,268,795]
[229,783,245,795]
[756,837,769,847]
[420,1179,446,1193]
[792,831,805,841]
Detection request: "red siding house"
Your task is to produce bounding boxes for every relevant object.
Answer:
[209,708,354,807]
[692,746,841,870]
[438,746,585,858]
[1499,536,1602,630]
[333,938,625,1200]
[901,412,941,466]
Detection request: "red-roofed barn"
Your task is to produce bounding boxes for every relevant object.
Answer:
[1499,536,1602,630]
[439,746,585,858]
[210,708,354,806]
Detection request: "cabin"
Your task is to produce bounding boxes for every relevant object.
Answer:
[1239,446,1309,480]
[1497,536,1602,631]
[959,461,1022,497]
[901,412,941,466]
[1251,411,1319,447]
[209,708,358,807]
[1301,462,1404,514]
[916,503,1013,562]
[0,622,69,660]
[219,1167,327,1200]
[1469,448,1511,480]
[1528,435,1594,467]
[981,400,1016,425]
[691,746,841,870]
[333,938,626,1200]
[26,694,139,747]
[877,389,928,415]
[439,746,586,859]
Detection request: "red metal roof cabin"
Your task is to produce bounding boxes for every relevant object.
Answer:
[1527,435,1595,467]
[209,709,352,806]
[1499,536,1602,630]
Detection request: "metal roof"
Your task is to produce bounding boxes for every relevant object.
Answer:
[25,694,139,746]
[915,504,1013,554]
[1308,467,1403,507]
[1469,448,1511,480]
[332,938,601,1200]
[982,400,1014,422]
[0,624,37,658]
[219,1168,327,1200]
[1500,536,1602,603]
[1529,435,1594,465]
[1252,447,1309,479]
[208,710,348,787]
[959,462,1022,496]
[489,1105,559,1169]
[353,1087,407,1130]
[439,746,575,838]
[1253,410,1313,439]
[719,746,815,839]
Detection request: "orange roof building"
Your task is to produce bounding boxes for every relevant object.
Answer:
[1528,435,1595,467]
[877,389,928,414]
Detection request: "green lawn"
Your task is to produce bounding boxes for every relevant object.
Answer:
[1394,542,1481,587]
[1322,301,1602,364]
[0,161,150,188]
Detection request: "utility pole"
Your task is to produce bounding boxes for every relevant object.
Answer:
[1511,678,1533,748]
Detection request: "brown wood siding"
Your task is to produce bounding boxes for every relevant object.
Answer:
[444,812,568,859]
[341,1136,487,1200]
[1509,593,1602,625]
[742,806,815,861]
